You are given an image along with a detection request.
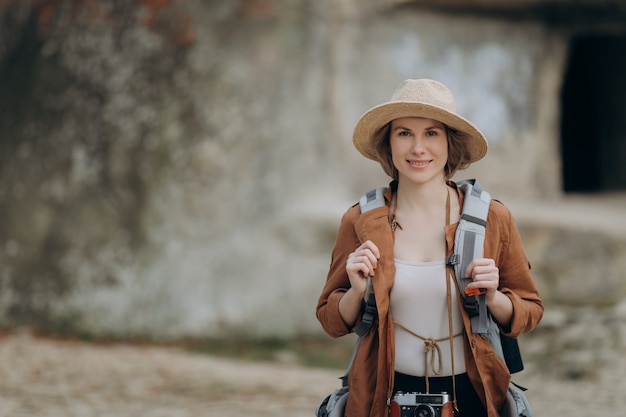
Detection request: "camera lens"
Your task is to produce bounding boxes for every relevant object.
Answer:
[414,404,434,417]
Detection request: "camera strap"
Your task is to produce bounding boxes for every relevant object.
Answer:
[445,196,459,413]
[447,267,459,413]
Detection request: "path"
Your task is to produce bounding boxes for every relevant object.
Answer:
[0,331,622,416]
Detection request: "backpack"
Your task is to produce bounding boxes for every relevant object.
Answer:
[362,180,525,372]
[362,179,531,415]
[317,180,531,417]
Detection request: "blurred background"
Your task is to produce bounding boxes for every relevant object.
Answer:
[0,0,626,415]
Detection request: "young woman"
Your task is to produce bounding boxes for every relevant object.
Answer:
[316,79,543,417]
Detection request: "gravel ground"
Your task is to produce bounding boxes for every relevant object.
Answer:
[0,331,623,416]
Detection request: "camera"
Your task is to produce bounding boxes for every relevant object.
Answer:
[393,392,452,417]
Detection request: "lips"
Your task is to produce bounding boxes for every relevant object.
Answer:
[408,160,431,167]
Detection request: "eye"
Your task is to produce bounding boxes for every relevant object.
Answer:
[393,128,412,137]
[425,129,439,137]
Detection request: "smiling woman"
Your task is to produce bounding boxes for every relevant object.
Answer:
[316,79,543,417]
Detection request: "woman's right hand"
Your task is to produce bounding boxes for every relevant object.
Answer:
[346,240,380,298]
[339,240,381,326]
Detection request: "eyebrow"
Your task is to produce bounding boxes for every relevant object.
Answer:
[391,124,445,132]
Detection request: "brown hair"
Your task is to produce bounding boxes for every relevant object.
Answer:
[372,122,473,180]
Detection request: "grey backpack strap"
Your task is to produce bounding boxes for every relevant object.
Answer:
[342,278,375,387]
[359,187,387,213]
[449,182,527,374]
[356,188,386,288]
[339,187,387,386]
[354,186,386,337]
[450,179,491,335]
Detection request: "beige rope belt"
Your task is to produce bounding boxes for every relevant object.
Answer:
[394,320,462,393]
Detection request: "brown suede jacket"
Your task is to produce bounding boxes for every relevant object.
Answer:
[316,182,543,417]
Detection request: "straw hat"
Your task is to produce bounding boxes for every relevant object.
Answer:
[353,79,488,163]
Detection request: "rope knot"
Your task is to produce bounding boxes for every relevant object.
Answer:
[423,338,444,376]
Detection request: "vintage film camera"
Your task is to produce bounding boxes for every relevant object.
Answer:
[393,391,452,417]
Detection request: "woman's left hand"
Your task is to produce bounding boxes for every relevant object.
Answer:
[465,258,500,299]
[465,258,513,326]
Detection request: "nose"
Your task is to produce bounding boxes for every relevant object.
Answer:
[411,137,425,154]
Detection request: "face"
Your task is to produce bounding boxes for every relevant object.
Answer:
[389,117,448,185]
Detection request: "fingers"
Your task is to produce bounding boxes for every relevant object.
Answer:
[359,240,380,259]
[465,258,497,278]
[346,240,380,278]
[465,258,499,293]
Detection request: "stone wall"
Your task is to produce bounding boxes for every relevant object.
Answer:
[0,0,624,340]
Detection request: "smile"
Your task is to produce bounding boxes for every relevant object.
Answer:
[408,160,431,167]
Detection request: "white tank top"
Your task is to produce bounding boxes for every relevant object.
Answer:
[391,258,466,376]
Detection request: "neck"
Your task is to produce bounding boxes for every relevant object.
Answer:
[395,178,449,211]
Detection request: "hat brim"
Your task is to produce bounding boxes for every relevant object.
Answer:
[353,102,488,163]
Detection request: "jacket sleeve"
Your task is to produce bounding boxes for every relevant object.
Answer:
[316,205,363,338]
[488,201,544,337]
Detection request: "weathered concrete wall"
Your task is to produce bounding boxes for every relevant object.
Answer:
[0,0,624,340]
[326,7,566,199]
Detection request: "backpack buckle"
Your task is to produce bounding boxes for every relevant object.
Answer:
[446,254,460,267]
